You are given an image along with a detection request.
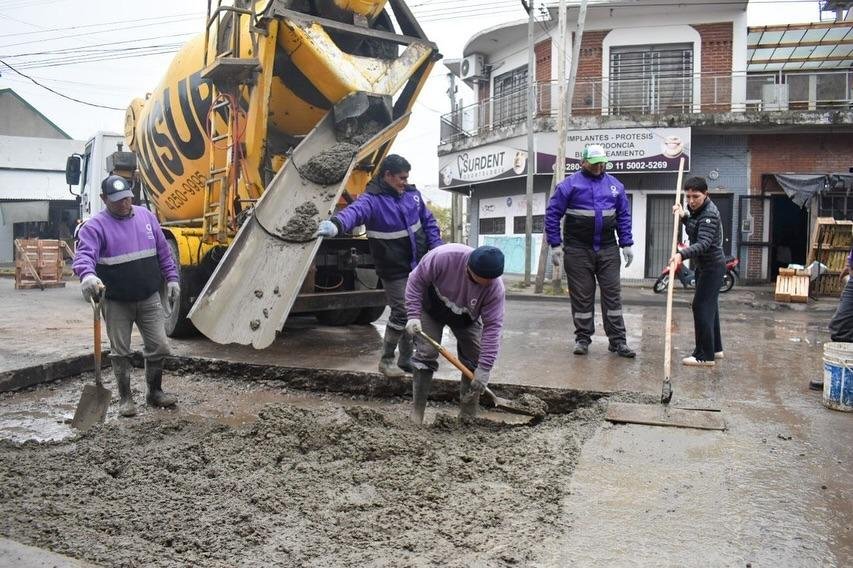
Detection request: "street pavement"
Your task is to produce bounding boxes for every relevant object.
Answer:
[0,277,850,566]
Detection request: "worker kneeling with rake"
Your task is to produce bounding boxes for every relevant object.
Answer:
[404,244,505,424]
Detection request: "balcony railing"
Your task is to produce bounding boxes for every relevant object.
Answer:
[440,70,853,144]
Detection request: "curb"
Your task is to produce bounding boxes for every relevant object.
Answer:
[506,292,691,308]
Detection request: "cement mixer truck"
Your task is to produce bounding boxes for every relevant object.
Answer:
[66,0,438,347]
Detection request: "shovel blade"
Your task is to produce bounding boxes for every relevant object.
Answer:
[70,383,111,431]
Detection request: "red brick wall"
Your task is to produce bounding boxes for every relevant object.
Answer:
[535,38,552,114]
[573,30,607,115]
[749,133,853,192]
[693,22,733,112]
[478,79,490,125]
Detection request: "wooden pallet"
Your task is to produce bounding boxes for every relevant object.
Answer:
[14,238,73,290]
[774,273,810,303]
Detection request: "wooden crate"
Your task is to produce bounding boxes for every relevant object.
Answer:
[807,218,853,296]
[774,274,810,303]
[14,238,73,290]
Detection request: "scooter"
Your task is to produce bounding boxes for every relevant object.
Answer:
[653,244,739,294]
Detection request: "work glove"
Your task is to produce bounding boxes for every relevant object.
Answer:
[405,318,422,336]
[551,246,563,267]
[470,366,489,395]
[80,274,104,302]
[316,219,338,238]
[166,281,180,314]
[622,246,634,268]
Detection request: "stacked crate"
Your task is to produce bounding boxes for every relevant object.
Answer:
[807,218,853,297]
[14,238,73,290]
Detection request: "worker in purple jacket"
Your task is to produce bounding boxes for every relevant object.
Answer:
[546,144,636,359]
[317,154,443,378]
[404,244,505,424]
[73,175,180,417]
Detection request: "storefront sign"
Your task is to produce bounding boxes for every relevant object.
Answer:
[537,128,691,174]
[439,139,528,188]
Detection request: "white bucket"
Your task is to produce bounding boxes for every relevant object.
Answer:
[822,342,853,412]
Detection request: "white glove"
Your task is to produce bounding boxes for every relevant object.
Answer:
[80,274,104,302]
[166,281,180,312]
[622,246,634,268]
[316,220,338,238]
[551,246,564,267]
[405,318,422,336]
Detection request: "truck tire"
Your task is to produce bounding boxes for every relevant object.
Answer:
[163,239,198,338]
[354,305,386,325]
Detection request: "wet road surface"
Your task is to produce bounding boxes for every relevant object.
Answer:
[0,278,850,566]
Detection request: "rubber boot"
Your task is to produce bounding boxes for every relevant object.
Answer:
[145,359,177,408]
[378,328,405,379]
[112,356,137,417]
[397,333,414,373]
[459,374,480,420]
[410,368,434,425]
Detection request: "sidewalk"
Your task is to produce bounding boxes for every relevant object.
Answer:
[503,275,841,313]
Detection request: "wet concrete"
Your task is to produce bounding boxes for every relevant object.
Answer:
[0,278,851,566]
[276,201,319,242]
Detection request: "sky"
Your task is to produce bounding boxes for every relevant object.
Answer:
[0,0,833,206]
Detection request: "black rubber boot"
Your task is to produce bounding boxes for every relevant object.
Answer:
[458,374,481,419]
[112,356,136,417]
[397,333,414,373]
[379,328,405,379]
[410,368,434,425]
[145,359,177,408]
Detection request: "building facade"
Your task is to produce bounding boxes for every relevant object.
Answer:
[438,0,853,282]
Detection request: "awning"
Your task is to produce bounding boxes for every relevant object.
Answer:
[774,173,853,207]
[748,22,853,72]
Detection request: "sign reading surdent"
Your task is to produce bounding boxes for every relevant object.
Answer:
[439,138,528,188]
[537,127,691,174]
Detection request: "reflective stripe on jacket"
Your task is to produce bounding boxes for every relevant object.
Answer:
[332,180,443,279]
[545,169,633,251]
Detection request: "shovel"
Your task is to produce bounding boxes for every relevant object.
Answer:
[416,330,546,418]
[71,291,111,431]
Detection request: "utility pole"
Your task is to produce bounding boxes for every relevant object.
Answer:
[447,71,461,243]
[523,0,536,285]
[534,0,588,293]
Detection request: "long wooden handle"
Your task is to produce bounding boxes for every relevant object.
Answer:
[664,157,686,380]
[417,330,475,381]
[91,295,103,387]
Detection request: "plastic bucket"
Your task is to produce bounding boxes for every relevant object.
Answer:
[822,342,853,412]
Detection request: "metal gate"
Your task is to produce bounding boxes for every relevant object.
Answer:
[645,195,676,278]
[738,195,772,283]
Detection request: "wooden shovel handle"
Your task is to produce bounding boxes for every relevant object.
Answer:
[91,291,103,387]
[417,330,476,381]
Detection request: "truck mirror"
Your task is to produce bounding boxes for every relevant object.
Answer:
[65,155,81,185]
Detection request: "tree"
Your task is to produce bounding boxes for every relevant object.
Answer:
[427,201,451,239]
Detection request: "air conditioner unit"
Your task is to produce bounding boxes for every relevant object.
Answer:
[460,54,486,80]
[761,83,789,111]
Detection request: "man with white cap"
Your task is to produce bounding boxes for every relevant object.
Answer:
[545,144,636,358]
[73,175,180,417]
[404,244,506,424]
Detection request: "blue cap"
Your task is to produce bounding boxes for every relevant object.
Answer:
[468,246,504,279]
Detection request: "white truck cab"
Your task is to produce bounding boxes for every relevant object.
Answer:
[65,132,127,222]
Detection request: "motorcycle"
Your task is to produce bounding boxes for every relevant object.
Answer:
[653,244,739,294]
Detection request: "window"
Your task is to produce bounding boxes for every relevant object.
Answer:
[492,66,528,126]
[818,192,853,221]
[513,215,544,233]
[479,217,506,235]
[609,44,693,114]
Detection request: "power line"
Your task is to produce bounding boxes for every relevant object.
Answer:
[0,58,126,110]
[0,12,201,39]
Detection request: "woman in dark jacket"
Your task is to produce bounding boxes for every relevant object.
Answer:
[670,177,726,367]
